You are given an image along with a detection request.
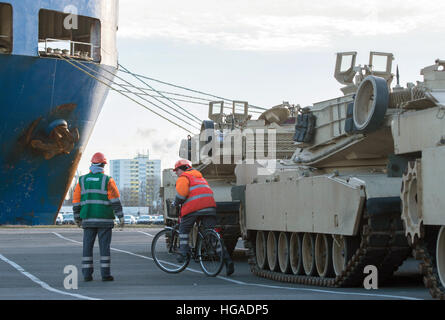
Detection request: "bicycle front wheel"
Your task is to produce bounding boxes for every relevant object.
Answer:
[151,228,189,273]
[197,229,225,277]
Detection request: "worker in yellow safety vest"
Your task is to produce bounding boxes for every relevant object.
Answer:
[72,152,124,282]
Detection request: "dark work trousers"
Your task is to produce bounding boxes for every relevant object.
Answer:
[82,227,112,279]
[178,213,231,262]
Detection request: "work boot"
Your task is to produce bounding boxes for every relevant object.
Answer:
[102,276,114,281]
[225,260,235,276]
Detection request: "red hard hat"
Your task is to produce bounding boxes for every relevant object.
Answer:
[91,152,107,164]
[173,159,192,171]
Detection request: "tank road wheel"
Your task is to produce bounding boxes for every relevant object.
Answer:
[401,160,424,245]
[255,231,268,269]
[278,232,291,274]
[315,234,334,278]
[290,233,304,275]
[332,235,360,276]
[437,226,445,290]
[302,233,317,276]
[267,231,279,271]
[353,75,389,133]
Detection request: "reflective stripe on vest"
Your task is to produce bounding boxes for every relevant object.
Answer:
[79,173,114,220]
[180,171,216,217]
[80,200,111,206]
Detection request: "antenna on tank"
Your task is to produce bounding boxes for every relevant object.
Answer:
[393,65,403,91]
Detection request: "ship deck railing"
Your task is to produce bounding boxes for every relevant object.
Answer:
[38,38,99,62]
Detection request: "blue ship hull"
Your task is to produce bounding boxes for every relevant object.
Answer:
[0,54,116,224]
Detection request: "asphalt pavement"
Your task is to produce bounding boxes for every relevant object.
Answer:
[0,227,432,301]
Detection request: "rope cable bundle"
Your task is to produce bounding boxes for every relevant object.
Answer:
[58,55,266,133]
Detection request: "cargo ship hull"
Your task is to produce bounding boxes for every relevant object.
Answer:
[0,55,116,224]
[0,0,118,225]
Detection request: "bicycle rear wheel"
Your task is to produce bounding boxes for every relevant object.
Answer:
[198,229,225,277]
[151,228,189,273]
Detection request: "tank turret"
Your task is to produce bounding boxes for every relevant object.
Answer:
[163,100,299,255]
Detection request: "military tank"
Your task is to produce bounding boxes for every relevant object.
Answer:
[231,51,433,289]
[395,59,445,299]
[162,100,298,255]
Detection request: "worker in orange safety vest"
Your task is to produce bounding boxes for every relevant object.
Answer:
[171,159,234,276]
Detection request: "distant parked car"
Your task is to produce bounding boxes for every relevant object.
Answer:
[62,213,75,225]
[56,214,64,225]
[137,215,151,224]
[124,215,136,225]
[152,215,164,225]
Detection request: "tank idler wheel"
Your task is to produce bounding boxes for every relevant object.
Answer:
[302,233,317,276]
[267,231,279,271]
[290,233,304,275]
[278,232,291,274]
[255,231,268,270]
[315,234,334,278]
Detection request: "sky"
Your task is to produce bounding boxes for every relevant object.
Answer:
[77,0,445,178]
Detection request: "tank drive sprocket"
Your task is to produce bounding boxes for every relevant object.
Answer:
[401,160,424,245]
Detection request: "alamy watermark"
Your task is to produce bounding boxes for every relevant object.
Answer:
[63,5,78,30]
[363,265,378,290]
[63,265,78,290]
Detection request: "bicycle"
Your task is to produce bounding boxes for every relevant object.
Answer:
[151,219,225,277]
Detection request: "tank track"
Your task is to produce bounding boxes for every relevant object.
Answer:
[413,234,445,300]
[244,211,411,287]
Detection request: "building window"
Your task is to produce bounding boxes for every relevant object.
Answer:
[38,9,101,62]
[0,3,12,54]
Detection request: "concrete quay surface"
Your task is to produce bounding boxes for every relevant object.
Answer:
[0,227,432,301]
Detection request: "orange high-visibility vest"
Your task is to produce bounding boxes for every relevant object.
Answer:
[180,171,216,217]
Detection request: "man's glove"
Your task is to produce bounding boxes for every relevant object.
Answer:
[119,217,125,228]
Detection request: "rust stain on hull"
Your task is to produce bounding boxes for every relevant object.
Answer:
[30,125,79,160]
[56,150,83,217]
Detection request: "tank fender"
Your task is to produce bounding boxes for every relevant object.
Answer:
[357,175,403,216]
[366,197,401,216]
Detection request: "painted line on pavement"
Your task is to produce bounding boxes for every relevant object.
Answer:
[216,276,422,300]
[0,253,100,300]
[53,232,422,300]
[53,231,195,270]
[137,231,155,237]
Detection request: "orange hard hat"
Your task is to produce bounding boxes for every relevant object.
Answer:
[173,159,192,171]
[91,152,107,164]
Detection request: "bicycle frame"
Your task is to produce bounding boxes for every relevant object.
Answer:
[152,210,225,276]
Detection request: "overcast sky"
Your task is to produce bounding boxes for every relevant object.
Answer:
[77,0,444,177]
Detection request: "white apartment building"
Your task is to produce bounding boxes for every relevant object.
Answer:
[110,153,161,210]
